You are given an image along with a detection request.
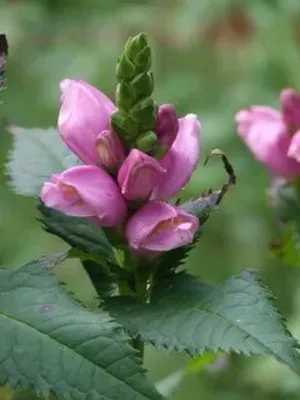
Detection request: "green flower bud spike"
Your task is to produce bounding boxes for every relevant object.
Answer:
[111,33,159,153]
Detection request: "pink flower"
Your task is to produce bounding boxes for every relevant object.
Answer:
[235,105,300,177]
[118,149,166,200]
[152,114,201,200]
[280,89,300,135]
[126,200,199,252]
[155,104,179,150]
[58,79,117,165]
[41,165,126,226]
[95,129,125,171]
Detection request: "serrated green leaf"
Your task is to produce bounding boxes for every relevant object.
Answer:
[6,126,79,197]
[38,205,134,296]
[0,261,163,400]
[32,251,68,270]
[38,204,116,263]
[106,270,300,375]
[181,191,221,225]
[81,260,122,298]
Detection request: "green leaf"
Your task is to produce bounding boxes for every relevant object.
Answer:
[6,126,79,197]
[106,270,300,375]
[81,260,134,298]
[38,205,134,296]
[32,251,68,270]
[38,204,116,263]
[0,260,163,400]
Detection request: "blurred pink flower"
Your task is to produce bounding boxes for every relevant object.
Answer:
[58,79,116,165]
[235,104,300,177]
[118,149,166,200]
[153,114,201,199]
[288,131,300,163]
[41,165,126,226]
[126,200,199,252]
[280,89,300,135]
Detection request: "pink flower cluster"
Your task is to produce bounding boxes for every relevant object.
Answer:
[41,80,201,252]
[235,89,300,178]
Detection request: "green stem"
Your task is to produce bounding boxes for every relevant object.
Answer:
[131,337,144,359]
[121,250,149,361]
[131,269,148,359]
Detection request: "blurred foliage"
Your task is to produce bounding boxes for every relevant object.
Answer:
[2,0,300,399]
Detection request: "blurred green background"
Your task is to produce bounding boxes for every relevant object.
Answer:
[2,0,300,399]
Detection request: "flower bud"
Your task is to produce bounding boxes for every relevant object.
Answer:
[155,104,179,150]
[58,79,116,165]
[41,165,126,227]
[125,33,151,71]
[111,111,139,140]
[280,88,300,135]
[136,131,159,153]
[126,200,199,252]
[116,53,136,81]
[130,97,157,125]
[118,149,165,200]
[95,130,125,171]
[130,72,154,98]
[113,33,157,144]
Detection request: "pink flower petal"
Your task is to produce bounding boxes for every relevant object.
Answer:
[118,149,166,201]
[58,79,117,165]
[153,114,201,200]
[126,201,199,252]
[41,165,126,226]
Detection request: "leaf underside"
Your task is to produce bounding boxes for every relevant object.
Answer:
[0,261,163,400]
[106,270,300,375]
[6,126,79,197]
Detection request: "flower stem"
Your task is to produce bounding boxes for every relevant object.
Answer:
[120,250,149,361]
[131,268,149,360]
[131,337,144,359]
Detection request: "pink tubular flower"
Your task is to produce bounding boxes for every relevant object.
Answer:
[58,79,117,165]
[41,165,126,226]
[126,200,199,252]
[118,149,166,201]
[152,114,201,200]
[155,104,179,150]
[95,129,125,171]
[235,105,300,177]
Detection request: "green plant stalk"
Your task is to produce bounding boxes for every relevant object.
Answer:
[131,269,149,359]
[120,250,150,360]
